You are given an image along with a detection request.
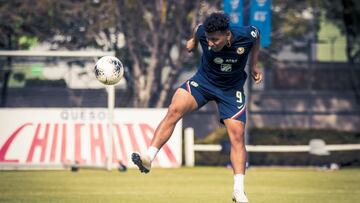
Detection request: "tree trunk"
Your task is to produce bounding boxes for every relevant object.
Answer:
[341,0,360,105]
[1,34,12,107]
[155,68,180,108]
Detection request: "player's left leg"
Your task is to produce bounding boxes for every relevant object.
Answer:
[223,119,247,174]
[223,119,249,203]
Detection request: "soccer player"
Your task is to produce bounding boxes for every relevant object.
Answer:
[132,12,262,203]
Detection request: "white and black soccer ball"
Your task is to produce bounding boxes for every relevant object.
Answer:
[94,56,124,85]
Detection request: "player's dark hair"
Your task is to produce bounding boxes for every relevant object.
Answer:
[203,12,230,33]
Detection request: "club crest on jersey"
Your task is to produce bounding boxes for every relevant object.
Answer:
[213,57,224,64]
[237,47,245,55]
[220,64,232,72]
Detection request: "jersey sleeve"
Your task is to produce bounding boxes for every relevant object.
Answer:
[195,24,205,40]
[195,24,208,49]
[249,26,260,41]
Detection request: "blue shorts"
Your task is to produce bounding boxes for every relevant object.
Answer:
[180,73,246,124]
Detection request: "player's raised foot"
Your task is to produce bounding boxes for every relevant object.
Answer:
[232,190,249,203]
[131,152,151,174]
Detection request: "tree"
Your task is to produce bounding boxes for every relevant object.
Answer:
[114,0,204,107]
[0,0,56,106]
[0,0,326,107]
[0,0,219,107]
[320,0,360,104]
[99,0,318,107]
[321,0,360,63]
[262,0,320,62]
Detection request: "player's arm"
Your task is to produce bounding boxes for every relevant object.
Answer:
[249,28,263,84]
[186,24,201,52]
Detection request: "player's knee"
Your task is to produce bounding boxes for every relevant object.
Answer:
[228,128,245,146]
[166,104,184,121]
[231,137,245,147]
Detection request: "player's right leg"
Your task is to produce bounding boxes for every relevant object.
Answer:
[132,88,199,173]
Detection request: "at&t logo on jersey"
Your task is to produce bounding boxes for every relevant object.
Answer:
[226,58,238,63]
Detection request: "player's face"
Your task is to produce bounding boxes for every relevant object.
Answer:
[205,31,229,52]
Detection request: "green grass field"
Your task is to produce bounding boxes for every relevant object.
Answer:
[0,167,359,203]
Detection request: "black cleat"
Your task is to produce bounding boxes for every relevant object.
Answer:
[131,152,151,174]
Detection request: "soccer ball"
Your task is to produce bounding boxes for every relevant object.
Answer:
[94,56,124,85]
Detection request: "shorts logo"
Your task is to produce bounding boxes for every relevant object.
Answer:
[213,57,224,64]
[190,81,199,87]
[220,64,232,72]
[237,47,245,55]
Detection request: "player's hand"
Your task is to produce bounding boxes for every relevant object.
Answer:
[186,38,197,52]
[251,65,263,84]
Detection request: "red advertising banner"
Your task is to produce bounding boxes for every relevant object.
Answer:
[0,108,182,169]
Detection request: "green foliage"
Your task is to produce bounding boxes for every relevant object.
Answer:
[0,0,54,49]
[260,0,317,63]
[320,0,360,62]
[317,12,347,62]
[18,36,38,49]
[0,0,118,49]
[0,0,325,107]
[1,0,359,106]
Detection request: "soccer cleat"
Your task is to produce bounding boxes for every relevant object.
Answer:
[131,152,151,174]
[232,190,249,203]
